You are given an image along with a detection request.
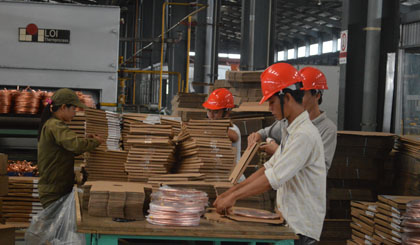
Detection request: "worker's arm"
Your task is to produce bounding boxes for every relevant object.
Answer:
[51,120,101,155]
[247,132,262,148]
[214,172,272,214]
[213,167,266,206]
[227,128,239,143]
[322,126,337,172]
[260,141,279,155]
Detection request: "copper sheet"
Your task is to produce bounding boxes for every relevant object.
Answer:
[146,217,200,226]
[231,208,280,220]
[407,200,420,209]
[149,202,205,214]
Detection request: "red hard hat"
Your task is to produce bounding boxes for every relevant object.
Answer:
[259,63,302,104]
[202,88,235,110]
[299,67,328,90]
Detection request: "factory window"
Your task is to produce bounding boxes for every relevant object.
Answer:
[337,38,341,51]
[310,43,318,56]
[228,54,240,59]
[189,51,196,56]
[298,46,306,58]
[322,40,333,53]
[288,49,295,59]
[277,51,285,61]
[219,53,228,58]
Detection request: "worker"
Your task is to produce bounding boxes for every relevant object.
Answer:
[202,88,244,181]
[214,63,326,244]
[248,66,337,172]
[37,88,104,208]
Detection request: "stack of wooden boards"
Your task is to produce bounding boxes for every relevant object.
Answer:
[177,119,236,182]
[327,131,396,219]
[349,201,377,244]
[84,181,148,220]
[85,109,121,151]
[394,135,420,195]
[147,173,205,191]
[66,111,87,169]
[347,195,420,245]
[85,150,128,181]
[122,114,178,182]
[0,154,8,223]
[231,117,264,154]
[171,92,207,122]
[0,177,41,223]
[211,70,263,106]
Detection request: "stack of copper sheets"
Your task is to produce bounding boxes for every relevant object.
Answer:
[402,200,420,245]
[147,186,208,226]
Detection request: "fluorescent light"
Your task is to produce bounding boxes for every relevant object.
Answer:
[189,51,195,56]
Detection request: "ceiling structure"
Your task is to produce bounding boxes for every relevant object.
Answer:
[217,0,342,53]
[27,0,420,54]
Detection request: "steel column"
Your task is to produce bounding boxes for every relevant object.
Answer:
[361,0,383,131]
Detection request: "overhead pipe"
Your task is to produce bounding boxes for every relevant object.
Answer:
[185,16,192,93]
[120,69,182,94]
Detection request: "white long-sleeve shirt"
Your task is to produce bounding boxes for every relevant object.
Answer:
[264,111,326,241]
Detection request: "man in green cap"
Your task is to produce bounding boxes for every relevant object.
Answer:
[37,88,103,208]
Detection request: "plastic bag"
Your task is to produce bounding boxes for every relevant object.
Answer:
[25,188,85,245]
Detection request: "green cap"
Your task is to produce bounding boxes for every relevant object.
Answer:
[51,88,87,109]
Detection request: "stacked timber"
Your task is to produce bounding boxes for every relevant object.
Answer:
[66,111,87,169]
[212,70,263,106]
[171,93,207,122]
[87,181,147,220]
[373,195,420,244]
[327,131,396,219]
[125,124,175,182]
[0,177,41,223]
[85,150,128,181]
[348,201,377,244]
[394,135,420,195]
[0,155,7,223]
[177,119,236,182]
[85,109,121,151]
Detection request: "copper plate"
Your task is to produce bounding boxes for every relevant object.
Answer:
[232,208,280,220]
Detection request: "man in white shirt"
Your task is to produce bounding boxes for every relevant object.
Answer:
[214,63,326,244]
[248,66,337,172]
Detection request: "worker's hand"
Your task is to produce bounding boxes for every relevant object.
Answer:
[247,132,262,148]
[213,191,229,207]
[90,134,105,145]
[214,194,236,215]
[260,141,279,155]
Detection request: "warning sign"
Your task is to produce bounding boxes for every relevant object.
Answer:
[339,30,348,64]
